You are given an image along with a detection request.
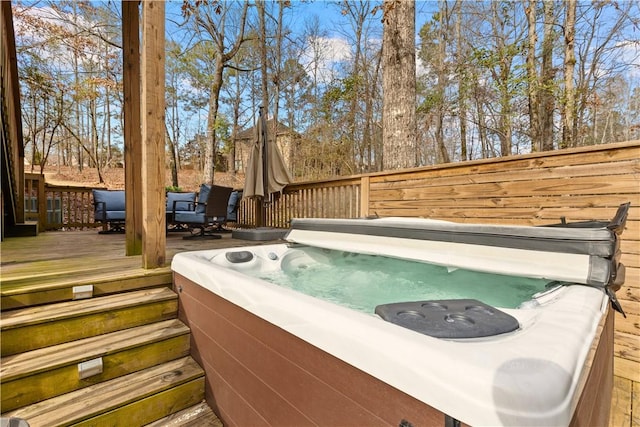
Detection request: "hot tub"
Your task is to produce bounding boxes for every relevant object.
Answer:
[172,209,627,426]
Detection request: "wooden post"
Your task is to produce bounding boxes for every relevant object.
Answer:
[140,1,166,268]
[359,176,370,218]
[36,175,46,230]
[122,1,142,256]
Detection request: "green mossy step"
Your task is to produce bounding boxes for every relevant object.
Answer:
[1,319,190,412]
[1,268,172,310]
[0,287,178,357]
[3,356,204,427]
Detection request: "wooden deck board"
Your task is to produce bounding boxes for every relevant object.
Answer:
[144,401,224,427]
[0,231,278,309]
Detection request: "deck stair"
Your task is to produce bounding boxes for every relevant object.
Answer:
[0,266,173,310]
[0,276,221,426]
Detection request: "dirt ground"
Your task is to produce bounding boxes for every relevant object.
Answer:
[38,165,246,192]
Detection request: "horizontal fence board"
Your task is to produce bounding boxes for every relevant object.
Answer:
[614,356,640,383]
[616,290,640,314]
[371,142,640,183]
[615,311,640,337]
[621,239,640,257]
[614,332,640,363]
[370,175,640,203]
[365,206,636,222]
[372,159,639,190]
[622,270,640,293]
[370,194,639,211]
[285,177,362,191]
[621,253,640,269]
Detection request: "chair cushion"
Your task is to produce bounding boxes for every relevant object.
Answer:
[227,191,241,222]
[93,190,126,221]
[166,192,196,212]
[103,211,126,221]
[174,211,207,224]
[196,184,211,214]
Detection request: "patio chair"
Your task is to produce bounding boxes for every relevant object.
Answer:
[206,185,237,233]
[226,190,242,224]
[174,184,234,239]
[166,191,197,232]
[92,189,126,234]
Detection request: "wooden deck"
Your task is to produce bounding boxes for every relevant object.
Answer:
[0,229,275,277]
[1,230,638,426]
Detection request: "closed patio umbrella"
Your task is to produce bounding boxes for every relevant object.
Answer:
[242,106,292,227]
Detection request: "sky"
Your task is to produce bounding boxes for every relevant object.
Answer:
[164,0,436,75]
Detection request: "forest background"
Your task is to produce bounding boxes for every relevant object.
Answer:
[12,0,640,192]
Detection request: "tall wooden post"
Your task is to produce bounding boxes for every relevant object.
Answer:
[359,176,370,218]
[123,1,142,256]
[140,1,166,268]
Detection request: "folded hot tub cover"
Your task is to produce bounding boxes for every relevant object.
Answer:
[285,203,630,292]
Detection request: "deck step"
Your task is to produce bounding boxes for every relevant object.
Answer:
[1,319,191,412]
[0,287,178,357]
[144,401,223,426]
[1,267,173,310]
[3,356,205,427]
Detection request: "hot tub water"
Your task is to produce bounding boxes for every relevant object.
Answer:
[245,247,552,313]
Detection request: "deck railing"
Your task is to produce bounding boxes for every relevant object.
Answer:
[25,174,100,231]
[236,176,365,228]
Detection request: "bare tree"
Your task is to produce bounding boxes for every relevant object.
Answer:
[538,0,555,151]
[381,0,417,170]
[561,0,577,148]
[186,0,250,184]
[454,0,469,161]
[525,0,540,150]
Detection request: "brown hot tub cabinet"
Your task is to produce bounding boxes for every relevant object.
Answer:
[173,273,614,427]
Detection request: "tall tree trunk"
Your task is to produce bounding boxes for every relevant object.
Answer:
[490,2,513,157]
[203,59,223,184]
[258,1,269,114]
[364,50,382,171]
[455,0,468,161]
[539,0,555,151]
[474,82,489,158]
[230,69,241,176]
[525,0,540,151]
[342,1,367,171]
[104,42,112,166]
[435,0,450,164]
[166,123,179,188]
[562,0,577,149]
[382,0,417,170]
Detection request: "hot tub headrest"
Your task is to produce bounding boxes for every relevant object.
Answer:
[375,299,519,339]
